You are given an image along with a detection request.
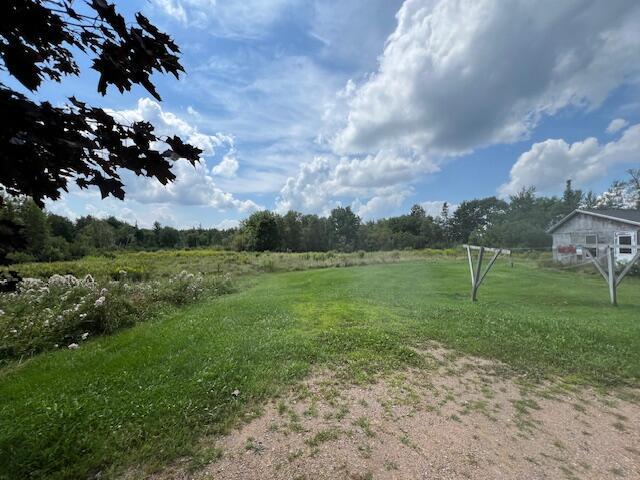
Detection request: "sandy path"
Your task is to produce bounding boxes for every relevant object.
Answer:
[146,346,640,480]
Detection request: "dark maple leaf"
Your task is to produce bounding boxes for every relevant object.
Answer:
[0,0,204,208]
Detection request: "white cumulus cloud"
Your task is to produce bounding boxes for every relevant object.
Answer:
[419,200,458,218]
[212,153,239,178]
[276,150,439,215]
[109,98,259,213]
[354,192,408,219]
[333,0,640,156]
[607,118,630,134]
[499,123,640,196]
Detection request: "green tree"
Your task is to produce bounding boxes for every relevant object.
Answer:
[581,191,598,209]
[562,180,583,212]
[47,213,75,242]
[280,211,302,252]
[300,215,329,251]
[410,204,426,218]
[0,194,26,264]
[449,197,507,244]
[329,206,360,251]
[20,199,50,260]
[78,220,115,250]
[159,227,180,248]
[242,211,281,251]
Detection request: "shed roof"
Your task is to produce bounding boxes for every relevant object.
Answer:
[547,209,640,233]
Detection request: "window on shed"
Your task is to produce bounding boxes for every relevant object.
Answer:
[618,235,632,254]
[584,234,597,257]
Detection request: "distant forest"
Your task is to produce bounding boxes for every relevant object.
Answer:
[2,171,639,263]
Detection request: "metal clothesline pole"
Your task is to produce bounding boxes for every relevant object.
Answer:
[583,244,640,306]
[463,245,511,302]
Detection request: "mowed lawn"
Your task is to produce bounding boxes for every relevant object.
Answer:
[1,259,639,479]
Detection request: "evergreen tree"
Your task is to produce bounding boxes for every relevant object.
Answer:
[562,180,583,212]
[410,204,426,218]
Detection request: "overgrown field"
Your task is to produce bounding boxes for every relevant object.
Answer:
[0,249,455,361]
[1,254,638,479]
[8,247,459,281]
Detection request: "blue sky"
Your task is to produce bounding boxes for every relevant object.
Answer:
[25,0,640,228]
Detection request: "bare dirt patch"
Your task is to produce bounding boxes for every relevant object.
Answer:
[148,345,640,480]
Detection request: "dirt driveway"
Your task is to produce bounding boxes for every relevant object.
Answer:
[148,345,640,480]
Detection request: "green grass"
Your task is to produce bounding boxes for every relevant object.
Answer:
[1,258,639,479]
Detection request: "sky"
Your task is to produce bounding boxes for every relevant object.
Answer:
[25,0,640,228]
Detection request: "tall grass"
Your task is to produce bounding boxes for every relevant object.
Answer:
[6,247,461,281]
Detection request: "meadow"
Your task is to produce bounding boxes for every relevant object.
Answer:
[1,250,639,479]
[1,249,450,361]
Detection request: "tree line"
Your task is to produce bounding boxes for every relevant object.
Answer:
[2,170,638,263]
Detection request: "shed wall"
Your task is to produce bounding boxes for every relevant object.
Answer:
[551,214,639,264]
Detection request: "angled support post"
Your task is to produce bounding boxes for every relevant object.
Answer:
[584,245,640,306]
[583,247,607,282]
[463,245,510,302]
[616,250,640,287]
[472,246,484,301]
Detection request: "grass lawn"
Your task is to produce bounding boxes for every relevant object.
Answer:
[1,258,639,479]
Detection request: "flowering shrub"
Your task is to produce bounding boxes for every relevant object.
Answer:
[0,271,234,362]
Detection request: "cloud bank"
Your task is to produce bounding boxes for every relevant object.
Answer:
[499,123,640,196]
[334,0,640,157]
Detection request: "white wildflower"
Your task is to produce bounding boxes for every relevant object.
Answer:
[48,274,64,287]
[0,309,4,316]
[81,332,89,341]
[20,278,44,290]
[68,343,79,349]
[94,296,106,307]
[100,288,108,296]
[79,313,87,319]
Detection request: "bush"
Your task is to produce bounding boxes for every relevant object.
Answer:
[6,252,36,264]
[0,271,234,362]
